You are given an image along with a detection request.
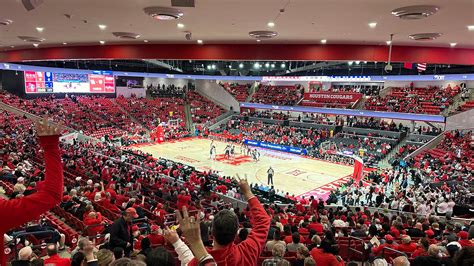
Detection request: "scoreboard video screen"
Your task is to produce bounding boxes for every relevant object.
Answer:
[24,70,115,94]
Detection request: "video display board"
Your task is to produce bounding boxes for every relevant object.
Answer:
[24,70,115,94]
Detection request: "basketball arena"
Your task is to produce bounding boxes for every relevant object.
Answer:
[0,1,473,265]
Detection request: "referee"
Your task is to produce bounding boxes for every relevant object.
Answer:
[267,166,274,185]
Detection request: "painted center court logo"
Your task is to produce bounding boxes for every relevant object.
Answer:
[215,154,253,166]
[286,169,307,176]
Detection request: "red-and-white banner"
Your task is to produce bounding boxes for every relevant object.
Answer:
[303,92,363,103]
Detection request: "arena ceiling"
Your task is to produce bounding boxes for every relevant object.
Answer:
[1,0,473,48]
[0,0,473,64]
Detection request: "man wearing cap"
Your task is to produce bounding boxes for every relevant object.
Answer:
[372,234,399,256]
[457,231,473,247]
[109,207,139,256]
[147,225,165,247]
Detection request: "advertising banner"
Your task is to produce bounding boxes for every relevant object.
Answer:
[244,139,308,155]
[303,92,363,103]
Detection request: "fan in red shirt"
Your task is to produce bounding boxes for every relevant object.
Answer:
[372,234,399,256]
[458,231,474,247]
[307,217,324,233]
[397,235,417,253]
[177,190,191,210]
[147,225,165,247]
[44,244,70,266]
[83,211,105,237]
[311,239,344,266]
[0,120,64,266]
[188,174,270,266]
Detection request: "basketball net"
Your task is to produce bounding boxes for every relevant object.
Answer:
[319,141,338,155]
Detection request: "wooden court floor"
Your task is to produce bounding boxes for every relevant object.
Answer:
[133,138,353,197]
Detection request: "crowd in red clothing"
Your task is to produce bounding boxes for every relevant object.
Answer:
[1,85,474,265]
[220,82,252,102]
[0,89,224,141]
[364,85,461,114]
[251,84,304,106]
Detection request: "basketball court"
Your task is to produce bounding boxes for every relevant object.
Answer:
[131,138,354,197]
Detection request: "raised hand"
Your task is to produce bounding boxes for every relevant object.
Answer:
[35,118,62,137]
[175,206,211,262]
[236,173,254,201]
[176,206,201,245]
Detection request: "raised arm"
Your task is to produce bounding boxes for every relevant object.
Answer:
[0,119,63,232]
[236,174,271,264]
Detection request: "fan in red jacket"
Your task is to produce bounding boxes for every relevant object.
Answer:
[397,235,417,253]
[372,234,399,256]
[44,244,70,266]
[147,225,165,247]
[458,231,474,247]
[83,211,105,237]
[177,191,191,210]
[0,120,63,266]
[188,175,271,266]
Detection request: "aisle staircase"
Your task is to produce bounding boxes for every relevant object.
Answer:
[377,137,407,169]
[246,82,259,102]
[111,100,150,133]
[444,88,474,116]
[184,103,193,132]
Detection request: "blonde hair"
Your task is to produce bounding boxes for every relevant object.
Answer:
[97,249,114,266]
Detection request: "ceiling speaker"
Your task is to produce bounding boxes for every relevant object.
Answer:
[21,0,44,11]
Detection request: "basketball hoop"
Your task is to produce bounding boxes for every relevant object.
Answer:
[168,119,180,128]
[319,141,338,155]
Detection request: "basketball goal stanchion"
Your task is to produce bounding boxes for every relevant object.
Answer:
[319,141,365,184]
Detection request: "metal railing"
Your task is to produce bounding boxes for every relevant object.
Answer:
[381,247,407,262]
[348,236,368,262]
[8,230,57,260]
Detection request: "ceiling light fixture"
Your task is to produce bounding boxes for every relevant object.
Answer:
[249,30,278,39]
[408,33,442,41]
[386,40,392,45]
[33,43,39,47]
[62,42,67,45]
[271,63,275,68]
[267,21,275,27]
[99,40,105,45]
[211,64,216,70]
[10,45,14,48]
[36,27,44,32]
[144,40,149,43]
[254,62,260,69]
[256,39,261,42]
[197,39,203,44]
[391,5,439,20]
[348,61,353,65]
[321,39,327,44]
[0,19,13,26]
[368,22,377,28]
[265,62,270,68]
[177,23,185,28]
[467,25,474,31]
[281,63,286,68]
[144,6,184,20]
[98,24,107,30]
[355,61,360,64]
[239,63,244,68]
[450,42,457,47]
